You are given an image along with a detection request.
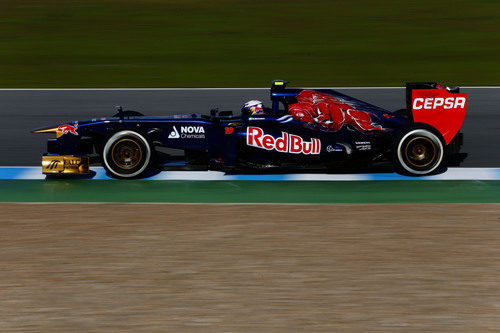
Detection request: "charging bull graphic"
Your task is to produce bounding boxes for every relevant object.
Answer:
[56,124,78,136]
[288,90,387,133]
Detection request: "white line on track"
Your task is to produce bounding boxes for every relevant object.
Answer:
[0,87,498,91]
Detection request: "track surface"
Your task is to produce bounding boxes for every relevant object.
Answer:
[2,203,499,332]
[0,88,498,166]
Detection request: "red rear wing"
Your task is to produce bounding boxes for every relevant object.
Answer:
[406,83,467,145]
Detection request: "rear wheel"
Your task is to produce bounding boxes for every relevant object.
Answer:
[393,127,444,176]
[102,130,153,178]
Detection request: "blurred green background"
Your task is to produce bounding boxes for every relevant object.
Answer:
[0,0,499,87]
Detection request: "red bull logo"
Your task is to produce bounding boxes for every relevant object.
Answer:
[246,127,321,155]
[288,90,387,133]
[56,124,78,136]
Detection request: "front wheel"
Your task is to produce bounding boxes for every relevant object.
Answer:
[102,130,153,179]
[393,127,444,176]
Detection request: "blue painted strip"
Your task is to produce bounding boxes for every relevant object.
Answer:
[2,167,500,181]
[0,167,26,180]
[92,168,112,180]
[365,173,424,181]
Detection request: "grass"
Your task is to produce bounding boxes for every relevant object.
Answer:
[0,0,499,87]
[1,180,500,203]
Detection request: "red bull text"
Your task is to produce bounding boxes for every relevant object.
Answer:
[246,126,321,155]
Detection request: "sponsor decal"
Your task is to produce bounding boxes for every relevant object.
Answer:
[246,126,320,155]
[355,141,372,151]
[42,156,89,174]
[168,126,180,138]
[225,127,234,135]
[181,126,205,138]
[327,143,353,154]
[326,145,343,152]
[412,97,466,110]
[47,159,62,170]
[64,158,84,170]
[168,126,205,139]
[356,145,371,151]
[411,89,467,144]
[56,124,78,136]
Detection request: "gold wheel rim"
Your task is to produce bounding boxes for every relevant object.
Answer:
[404,136,437,168]
[111,138,142,170]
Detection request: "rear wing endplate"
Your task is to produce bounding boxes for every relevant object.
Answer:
[406,82,467,145]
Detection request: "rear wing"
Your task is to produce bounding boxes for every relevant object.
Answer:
[406,82,467,144]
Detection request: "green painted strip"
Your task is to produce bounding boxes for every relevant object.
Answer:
[0,180,499,203]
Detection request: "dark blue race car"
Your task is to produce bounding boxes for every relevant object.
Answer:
[32,80,467,178]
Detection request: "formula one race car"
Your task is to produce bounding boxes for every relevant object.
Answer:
[32,80,467,178]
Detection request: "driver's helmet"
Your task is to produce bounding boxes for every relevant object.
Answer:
[243,100,264,116]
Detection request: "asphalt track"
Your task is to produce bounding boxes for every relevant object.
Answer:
[0,87,498,166]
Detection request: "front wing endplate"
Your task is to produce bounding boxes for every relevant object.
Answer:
[42,155,90,175]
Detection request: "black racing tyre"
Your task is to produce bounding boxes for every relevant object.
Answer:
[102,130,153,179]
[392,126,444,176]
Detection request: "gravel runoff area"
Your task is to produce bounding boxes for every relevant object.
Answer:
[1,203,499,332]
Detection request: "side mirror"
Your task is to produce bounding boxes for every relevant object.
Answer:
[115,106,124,120]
